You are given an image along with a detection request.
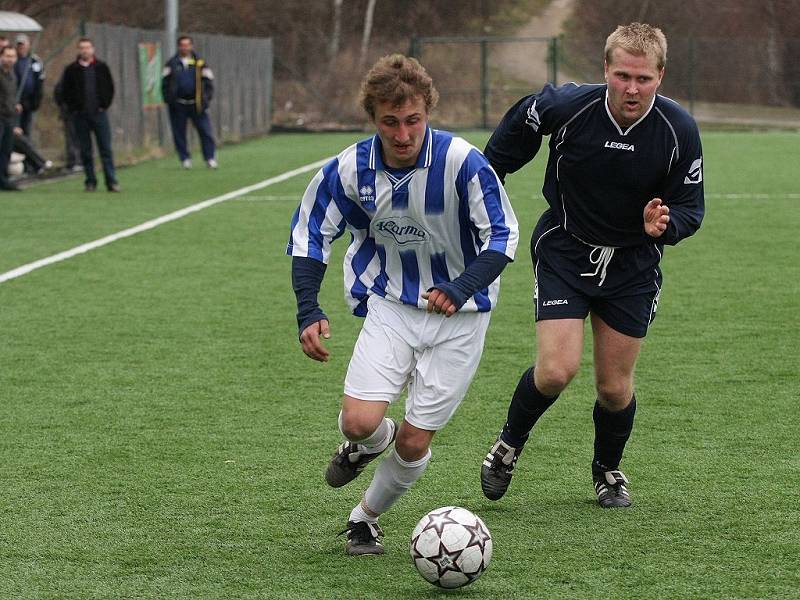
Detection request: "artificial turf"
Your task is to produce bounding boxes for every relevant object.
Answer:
[0,130,797,599]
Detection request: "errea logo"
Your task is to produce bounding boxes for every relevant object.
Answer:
[359,184,375,204]
[604,141,635,151]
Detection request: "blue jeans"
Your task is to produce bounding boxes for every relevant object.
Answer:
[74,110,117,188]
[168,103,216,162]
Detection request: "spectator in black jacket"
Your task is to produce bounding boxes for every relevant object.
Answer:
[13,34,44,138]
[60,38,120,192]
[0,45,22,191]
[54,72,82,171]
[162,36,217,169]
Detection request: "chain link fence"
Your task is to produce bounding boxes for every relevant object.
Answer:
[411,35,800,130]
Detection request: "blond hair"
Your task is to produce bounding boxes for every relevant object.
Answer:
[605,22,667,70]
[359,54,439,119]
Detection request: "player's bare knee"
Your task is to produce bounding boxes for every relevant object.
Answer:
[338,411,382,441]
[395,428,433,462]
[595,380,634,410]
[535,362,577,395]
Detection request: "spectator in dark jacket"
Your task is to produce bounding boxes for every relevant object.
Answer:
[162,35,217,169]
[0,45,22,191]
[60,37,119,192]
[54,72,82,171]
[13,34,45,138]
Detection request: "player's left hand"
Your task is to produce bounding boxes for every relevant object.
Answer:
[644,197,670,237]
[422,289,457,317]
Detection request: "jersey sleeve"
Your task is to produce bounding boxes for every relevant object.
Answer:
[457,148,519,261]
[484,83,591,181]
[286,159,349,264]
[657,121,705,245]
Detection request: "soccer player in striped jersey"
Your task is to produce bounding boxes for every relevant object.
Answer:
[287,55,518,554]
[480,23,704,508]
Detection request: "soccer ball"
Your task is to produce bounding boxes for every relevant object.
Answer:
[410,506,492,589]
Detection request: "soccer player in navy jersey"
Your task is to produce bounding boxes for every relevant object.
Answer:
[480,23,704,508]
[288,55,518,553]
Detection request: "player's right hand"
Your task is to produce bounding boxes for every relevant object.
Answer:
[422,289,457,317]
[644,197,670,237]
[299,319,331,362]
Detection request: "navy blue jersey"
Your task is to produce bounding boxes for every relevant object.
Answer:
[485,83,704,247]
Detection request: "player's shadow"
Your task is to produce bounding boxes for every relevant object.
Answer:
[416,584,485,597]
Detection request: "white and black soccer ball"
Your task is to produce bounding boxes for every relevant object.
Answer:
[410,506,492,589]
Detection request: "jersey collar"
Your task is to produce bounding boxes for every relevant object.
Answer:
[368,126,433,171]
[604,88,656,136]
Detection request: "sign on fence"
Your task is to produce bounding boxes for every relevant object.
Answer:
[138,42,163,108]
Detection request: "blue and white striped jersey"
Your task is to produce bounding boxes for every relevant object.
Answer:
[287,128,519,316]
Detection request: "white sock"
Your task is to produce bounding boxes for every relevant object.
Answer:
[348,502,378,524]
[338,413,395,455]
[362,448,431,515]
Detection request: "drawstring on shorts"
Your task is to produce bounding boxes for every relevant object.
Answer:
[580,245,616,286]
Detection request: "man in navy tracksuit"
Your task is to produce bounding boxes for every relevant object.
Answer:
[12,34,44,139]
[162,36,217,169]
[480,23,704,508]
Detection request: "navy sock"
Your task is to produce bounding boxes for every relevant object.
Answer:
[500,367,559,448]
[592,396,637,474]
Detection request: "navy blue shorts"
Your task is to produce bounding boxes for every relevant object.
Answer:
[531,210,663,338]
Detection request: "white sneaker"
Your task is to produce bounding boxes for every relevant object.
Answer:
[181,159,192,169]
[206,158,218,169]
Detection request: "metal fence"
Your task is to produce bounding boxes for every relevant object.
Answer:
[85,23,273,161]
[33,22,273,164]
[411,35,800,130]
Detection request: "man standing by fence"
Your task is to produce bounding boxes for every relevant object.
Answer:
[0,45,22,191]
[13,34,44,139]
[60,38,120,193]
[162,36,217,169]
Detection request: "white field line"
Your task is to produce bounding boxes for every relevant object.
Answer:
[0,158,330,284]
[230,194,300,202]
[705,192,800,199]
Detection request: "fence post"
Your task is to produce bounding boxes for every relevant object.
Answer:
[549,37,558,85]
[409,36,419,59]
[688,36,695,116]
[480,39,489,129]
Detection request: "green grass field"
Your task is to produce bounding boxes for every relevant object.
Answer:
[1,130,798,599]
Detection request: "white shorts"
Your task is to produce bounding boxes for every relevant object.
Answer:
[344,295,491,431]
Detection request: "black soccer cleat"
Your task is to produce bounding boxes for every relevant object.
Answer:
[481,437,523,501]
[324,420,397,488]
[593,469,632,508]
[338,520,385,555]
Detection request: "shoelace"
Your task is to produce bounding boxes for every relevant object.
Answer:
[580,245,616,286]
[337,521,382,540]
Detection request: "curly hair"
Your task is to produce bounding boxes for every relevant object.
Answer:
[359,54,439,118]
